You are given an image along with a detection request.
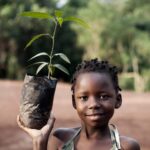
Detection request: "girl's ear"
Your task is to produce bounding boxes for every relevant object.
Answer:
[72,94,76,109]
[115,93,122,109]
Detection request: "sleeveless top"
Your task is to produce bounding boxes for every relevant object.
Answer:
[62,124,121,150]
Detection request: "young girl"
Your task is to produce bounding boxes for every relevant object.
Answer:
[17,58,140,150]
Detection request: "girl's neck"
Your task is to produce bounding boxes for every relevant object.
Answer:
[80,124,110,140]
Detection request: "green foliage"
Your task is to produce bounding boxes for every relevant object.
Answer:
[145,79,150,91]
[21,11,53,19]
[1,0,150,91]
[142,70,150,91]
[25,33,51,49]
[74,0,150,91]
[119,76,135,91]
[21,10,89,78]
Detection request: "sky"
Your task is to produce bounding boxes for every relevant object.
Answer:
[57,0,68,8]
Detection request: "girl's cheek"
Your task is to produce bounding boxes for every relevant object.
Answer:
[76,102,86,110]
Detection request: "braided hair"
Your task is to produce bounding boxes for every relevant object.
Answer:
[71,58,121,93]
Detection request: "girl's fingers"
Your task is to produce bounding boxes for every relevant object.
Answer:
[17,114,55,134]
[48,112,55,125]
[17,115,27,130]
[50,112,55,119]
[17,115,25,130]
[41,113,55,134]
[17,115,36,135]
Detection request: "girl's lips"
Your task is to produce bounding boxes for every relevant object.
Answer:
[85,113,106,120]
[86,114,105,120]
[85,112,105,116]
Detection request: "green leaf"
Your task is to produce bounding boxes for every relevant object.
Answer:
[53,64,69,75]
[36,62,48,75]
[53,53,71,64]
[28,52,50,61]
[25,33,50,49]
[21,11,53,19]
[54,10,63,17]
[64,16,90,29]
[26,61,48,68]
[57,17,63,26]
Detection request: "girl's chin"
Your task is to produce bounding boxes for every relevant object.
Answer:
[83,120,109,128]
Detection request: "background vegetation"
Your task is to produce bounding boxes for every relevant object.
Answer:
[0,0,150,91]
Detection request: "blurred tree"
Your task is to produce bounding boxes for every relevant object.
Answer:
[100,0,150,91]
[73,0,150,91]
[71,0,110,59]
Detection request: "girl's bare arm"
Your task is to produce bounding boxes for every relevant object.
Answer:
[17,114,55,150]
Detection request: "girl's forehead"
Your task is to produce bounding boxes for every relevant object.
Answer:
[76,72,112,81]
[75,72,114,89]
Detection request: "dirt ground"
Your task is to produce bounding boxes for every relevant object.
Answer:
[0,80,149,150]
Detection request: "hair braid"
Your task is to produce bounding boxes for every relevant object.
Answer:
[71,58,121,93]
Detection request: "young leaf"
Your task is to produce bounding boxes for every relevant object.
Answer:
[57,17,63,26]
[28,52,50,61]
[21,11,53,19]
[53,64,69,75]
[36,62,48,75]
[25,33,50,49]
[54,10,63,17]
[53,53,71,64]
[54,10,63,26]
[64,16,90,29]
[26,61,48,68]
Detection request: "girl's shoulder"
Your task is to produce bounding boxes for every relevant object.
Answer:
[120,136,140,150]
[49,127,80,149]
[53,127,80,142]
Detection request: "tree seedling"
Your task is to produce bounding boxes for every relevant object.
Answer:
[21,10,89,79]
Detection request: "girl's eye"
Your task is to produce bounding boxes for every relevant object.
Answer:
[79,96,88,101]
[98,95,110,101]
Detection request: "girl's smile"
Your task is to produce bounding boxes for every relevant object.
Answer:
[85,113,106,121]
[73,72,119,127]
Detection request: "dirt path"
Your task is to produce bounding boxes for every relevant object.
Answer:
[0,80,149,150]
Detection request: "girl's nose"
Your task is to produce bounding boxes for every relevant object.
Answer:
[88,96,101,109]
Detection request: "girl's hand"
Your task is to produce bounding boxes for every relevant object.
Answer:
[17,114,55,150]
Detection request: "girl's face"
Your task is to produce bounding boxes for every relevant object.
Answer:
[73,72,121,128]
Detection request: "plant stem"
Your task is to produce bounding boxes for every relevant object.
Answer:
[51,21,57,56]
[49,18,58,78]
